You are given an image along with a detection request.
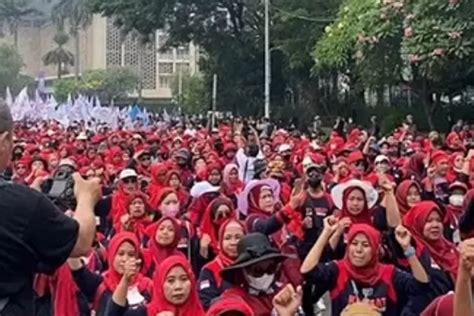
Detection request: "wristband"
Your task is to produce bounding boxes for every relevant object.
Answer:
[404,246,416,258]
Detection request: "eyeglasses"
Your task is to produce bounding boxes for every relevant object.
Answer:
[140,156,151,162]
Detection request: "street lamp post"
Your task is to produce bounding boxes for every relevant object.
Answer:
[264,0,271,119]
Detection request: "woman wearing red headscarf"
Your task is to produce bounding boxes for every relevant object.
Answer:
[198,219,246,310]
[395,180,422,216]
[68,232,153,316]
[301,220,430,315]
[403,201,459,294]
[148,163,169,208]
[402,152,426,182]
[205,296,254,316]
[110,170,140,229]
[199,197,236,261]
[128,255,204,316]
[152,188,196,265]
[142,216,183,276]
[447,152,465,183]
[327,179,401,258]
[115,192,153,242]
[105,147,127,179]
[222,163,243,202]
[166,169,191,210]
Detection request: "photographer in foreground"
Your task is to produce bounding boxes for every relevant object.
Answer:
[0,100,101,315]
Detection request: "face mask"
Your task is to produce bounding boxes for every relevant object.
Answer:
[307,174,322,189]
[244,271,275,291]
[161,205,180,218]
[449,195,464,207]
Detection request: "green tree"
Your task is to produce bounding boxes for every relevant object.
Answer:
[53,78,81,103]
[81,67,139,103]
[0,44,23,95]
[42,31,75,79]
[52,0,93,78]
[315,0,474,129]
[0,0,41,48]
[171,72,210,114]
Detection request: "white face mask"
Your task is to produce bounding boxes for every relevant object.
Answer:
[449,195,464,207]
[244,271,275,291]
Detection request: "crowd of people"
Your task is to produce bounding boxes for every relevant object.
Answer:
[3,113,474,316]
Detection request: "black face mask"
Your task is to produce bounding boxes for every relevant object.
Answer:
[307,173,323,189]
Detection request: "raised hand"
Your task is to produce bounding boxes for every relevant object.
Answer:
[73,173,101,205]
[289,178,306,209]
[272,284,303,316]
[395,225,412,251]
[336,217,352,233]
[459,238,474,271]
[123,258,141,282]
[199,233,212,258]
[378,174,394,192]
[323,215,339,234]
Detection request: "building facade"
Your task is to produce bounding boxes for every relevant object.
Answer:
[0,15,199,100]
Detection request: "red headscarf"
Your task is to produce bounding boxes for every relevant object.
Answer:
[148,163,170,207]
[150,187,176,213]
[403,201,459,281]
[200,197,236,251]
[205,296,254,316]
[339,187,372,225]
[147,255,205,316]
[166,169,190,206]
[110,180,137,223]
[144,216,183,267]
[204,219,246,288]
[105,146,126,170]
[395,180,421,215]
[248,184,275,217]
[103,232,152,293]
[335,224,396,301]
[120,192,153,241]
[403,152,426,181]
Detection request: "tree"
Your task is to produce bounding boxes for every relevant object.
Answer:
[52,0,93,78]
[315,0,474,129]
[0,0,41,48]
[171,72,210,114]
[0,44,24,95]
[43,31,75,79]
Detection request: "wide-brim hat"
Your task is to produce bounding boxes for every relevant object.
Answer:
[238,179,281,216]
[331,179,379,210]
[221,233,289,282]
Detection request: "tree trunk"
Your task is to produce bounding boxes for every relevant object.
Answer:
[14,30,18,49]
[58,63,62,79]
[74,31,80,78]
[421,78,435,130]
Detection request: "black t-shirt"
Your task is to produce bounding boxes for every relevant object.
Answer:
[0,181,79,315]
[297,193,335,260]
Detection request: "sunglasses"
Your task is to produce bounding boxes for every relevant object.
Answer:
[140,156,151,162]
[122,177,137,184]
[246,261,280,277]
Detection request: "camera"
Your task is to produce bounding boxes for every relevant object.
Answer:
[42,160,76,211]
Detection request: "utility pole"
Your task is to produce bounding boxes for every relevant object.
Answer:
[264,0,271,119]
[212,73,217,127]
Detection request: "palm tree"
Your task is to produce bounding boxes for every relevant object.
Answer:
[0,0,41,48]
[42,31,74,79]
[52,0,92,78]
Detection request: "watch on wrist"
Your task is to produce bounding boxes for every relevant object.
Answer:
[404,246,416,258]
